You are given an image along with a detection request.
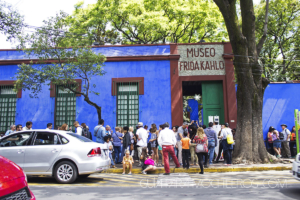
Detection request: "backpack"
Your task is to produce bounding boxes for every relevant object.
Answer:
[227,134,234,145]
[82,128,91,139]
[279,131,285,140]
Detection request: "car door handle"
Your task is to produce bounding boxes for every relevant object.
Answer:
[17,150,24,154]
[51,149,58,153]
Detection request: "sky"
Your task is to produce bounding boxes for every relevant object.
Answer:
[0,0,261,49]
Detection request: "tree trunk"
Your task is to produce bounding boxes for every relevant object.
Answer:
[83,96,102,124]
[213,0,272,163]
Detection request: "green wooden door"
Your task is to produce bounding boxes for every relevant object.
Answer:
[202,81,225,126]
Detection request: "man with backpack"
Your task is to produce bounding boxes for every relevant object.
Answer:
[81,123,92,140]
[94,119,106,144]
[280,124,291,158]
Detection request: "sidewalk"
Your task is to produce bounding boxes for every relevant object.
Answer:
[105,159,293,174]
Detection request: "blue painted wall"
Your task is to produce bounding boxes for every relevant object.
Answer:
[0,45,172,141]
[262,83,300,139]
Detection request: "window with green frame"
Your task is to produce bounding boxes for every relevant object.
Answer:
[55,86,76,131]
[0,86,17,133]
[117,83,139,128]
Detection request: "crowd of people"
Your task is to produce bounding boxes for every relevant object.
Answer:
[1,119,298,175]
[267,124,298,158]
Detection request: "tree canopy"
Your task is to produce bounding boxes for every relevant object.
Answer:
[15,12,106,122]
[65,0,228,45]
[256,0,300,81]
[0,0,25,40]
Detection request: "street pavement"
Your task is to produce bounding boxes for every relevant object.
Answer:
[29,171,300,199]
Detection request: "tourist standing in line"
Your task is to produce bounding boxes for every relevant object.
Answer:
[194,127,208,174]
[158,123,180,175]
[177,122,188,165]
[94,119,106,144]
[205,122,218,165]
[157,124,164,167]
[149,128,158,165]
[60,123,68,131]
[219,123,233,166]
[281,124,291,158]
[290,126,297,158]
[122,126,131,157]
[267,126,275,155]
[81,123,92,140]
[181,131,191,169]
[216,124,225,163]
[129,127,136,156]
[112,127,123,164]
[136,122,148,166]
[189,124,198,166]
[73,121,82,136]
[105,125,112,135]
[23,121,32,130]
[271,127,281,158]
[16,124,22,132]
[5,125,16,136]
[46,123,52,130]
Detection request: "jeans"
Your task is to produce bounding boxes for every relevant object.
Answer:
[225,149,233,164]
[182,149,190,168]
[196,152,208,173]
[109,151,114,166]
[208,140,215,164]
[113,146,121,164]
[162,145,180,173]
[290,141,296,157]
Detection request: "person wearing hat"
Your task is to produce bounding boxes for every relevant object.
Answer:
[158,123,180,175]
[176,122,189,165]
[280,124,291,158]
[136,122,148,166]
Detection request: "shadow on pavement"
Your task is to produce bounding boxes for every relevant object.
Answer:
[27,176,104,184]
[279,186,300,199]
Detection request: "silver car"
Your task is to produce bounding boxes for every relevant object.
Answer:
[0,130,111,184]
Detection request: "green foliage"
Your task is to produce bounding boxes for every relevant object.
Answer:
[0,0,25,40]
[256,0,300,81]
[65,0,228,45]
[15,11,105,119]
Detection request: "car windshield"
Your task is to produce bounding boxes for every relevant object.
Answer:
[67,133,93,142]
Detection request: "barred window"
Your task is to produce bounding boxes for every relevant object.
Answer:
[0,86,17,133]
[55,86,76,132]
[117,83,139,128]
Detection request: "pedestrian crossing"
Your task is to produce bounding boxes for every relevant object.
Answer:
[28,171,300,188]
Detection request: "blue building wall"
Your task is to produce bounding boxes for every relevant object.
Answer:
[262,83,300,139]
[0,45,172,141]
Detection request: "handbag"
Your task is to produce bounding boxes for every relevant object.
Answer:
[227,134,234,145]
[196,143,208,153]
[130,143,134,151]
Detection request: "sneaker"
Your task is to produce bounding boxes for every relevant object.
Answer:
[142,171,147,175]
[111,165,116,168]
[138,163,142,167]
[163,173,170,175]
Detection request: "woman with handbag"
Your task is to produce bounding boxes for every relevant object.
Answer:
[193,127,208,174]
[149,128,158,165]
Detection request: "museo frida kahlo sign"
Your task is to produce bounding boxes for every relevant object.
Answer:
[177,45,226,76]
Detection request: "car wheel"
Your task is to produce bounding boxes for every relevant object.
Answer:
[78,174,90,179]
[54,161,78,184]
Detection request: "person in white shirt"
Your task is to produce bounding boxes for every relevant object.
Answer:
[46,123,52,130]
[158,122,180,175]
[136,122,148,166]
[218,123,233,165]
[73,121,82,136]
[23,121,33,131]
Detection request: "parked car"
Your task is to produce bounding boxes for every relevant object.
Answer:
[0,155,35,199]
[0,130,110,184]
[292,152,300,181]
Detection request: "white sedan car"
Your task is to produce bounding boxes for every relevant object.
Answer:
[0,130,111,184]
[292,153,300,181]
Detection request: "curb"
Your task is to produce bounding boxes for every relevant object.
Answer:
[104,166,292,174]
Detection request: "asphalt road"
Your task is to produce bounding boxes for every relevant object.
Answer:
[29,171,300,200]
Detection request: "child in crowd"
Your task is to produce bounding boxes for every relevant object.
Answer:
[122,150,134,175]
[140,147,156,174]
[181,131,191,169]
[104,135,115,168]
